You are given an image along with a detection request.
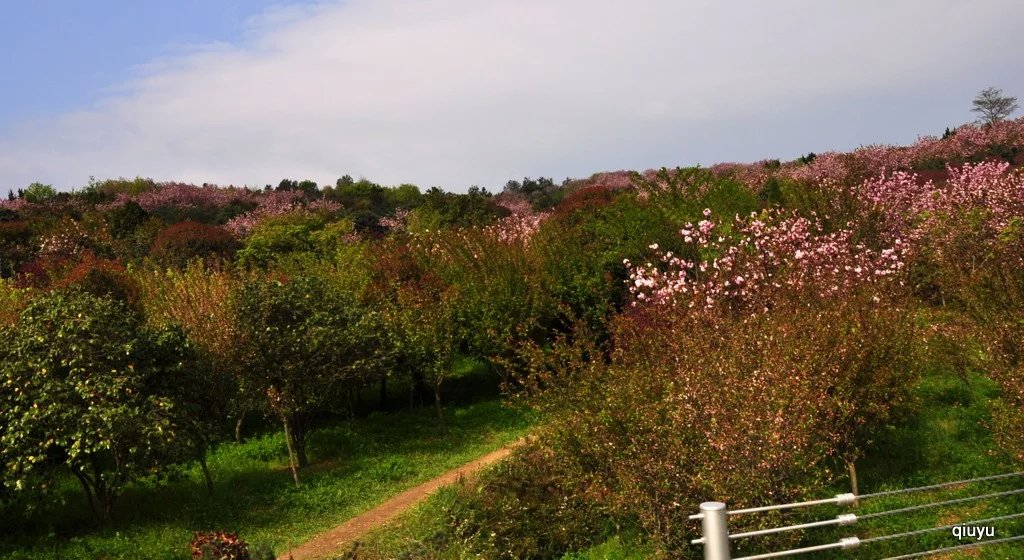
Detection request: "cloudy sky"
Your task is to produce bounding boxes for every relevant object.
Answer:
[2,1,1023,192]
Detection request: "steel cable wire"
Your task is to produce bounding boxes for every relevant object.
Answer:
[858,471,1024,500]
[860,511,1024,544]
[879,534,1024,560]
[858,488,1024,521]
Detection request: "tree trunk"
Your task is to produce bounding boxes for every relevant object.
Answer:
[92,456,115,524]
[379,375,388,411]
[234,413,245,444]
[199,454,214,494]
[73,470,100,523]
[433,383,445,432]
[847,460,859,504]
[411,370,426,409]
[293,415,309,469]
[281,414,301,486]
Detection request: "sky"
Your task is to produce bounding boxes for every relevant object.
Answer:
[1,0,1023,193]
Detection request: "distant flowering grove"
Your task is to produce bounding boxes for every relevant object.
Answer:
[2,118,1024,557]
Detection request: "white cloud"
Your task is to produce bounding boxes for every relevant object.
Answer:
[2,0,1023,191]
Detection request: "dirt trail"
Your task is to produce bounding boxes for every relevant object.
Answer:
[278,441,522,560]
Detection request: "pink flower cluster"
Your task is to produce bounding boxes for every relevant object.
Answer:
[378,208,411,232]
[709,162,774,188]
[708,117,1024,191]
[98,182,259,212]
[626,209,905,313]
[587,170,635,191]
[0,198,31,211]
[485,211,549,246]
[859,160,1024,241]
[224,192,341,237]
[484,197,550,245]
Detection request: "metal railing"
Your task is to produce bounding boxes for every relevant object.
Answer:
[690,471,1024,560]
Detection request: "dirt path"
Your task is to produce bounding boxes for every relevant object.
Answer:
[277,441,523,560]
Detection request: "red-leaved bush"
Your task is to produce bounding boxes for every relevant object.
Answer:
[150,222,239,268]
[53,253,139,307]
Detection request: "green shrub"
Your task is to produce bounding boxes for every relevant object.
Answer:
[106,201,149,239]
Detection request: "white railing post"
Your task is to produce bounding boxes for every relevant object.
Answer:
[700,501,732,560]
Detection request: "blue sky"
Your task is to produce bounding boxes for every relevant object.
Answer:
[0,1,295,129]
[1,1,1023,192]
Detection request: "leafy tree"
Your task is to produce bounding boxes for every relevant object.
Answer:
[276,178,319,198]
[972,87,1019,125]
[385,262,461,429]
[233,274,386,484]
[415,186,506,230]
[22,182,57,204]
[0,291,213,522]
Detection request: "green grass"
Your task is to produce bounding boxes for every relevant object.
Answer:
[728,366,1024,560]
[357,364,1024,560]
[0,386,535,560]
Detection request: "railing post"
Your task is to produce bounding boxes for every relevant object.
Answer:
[700,501,732,560]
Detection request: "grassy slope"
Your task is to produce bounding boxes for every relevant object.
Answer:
[0,372,535,559]
[356,366,1023,559]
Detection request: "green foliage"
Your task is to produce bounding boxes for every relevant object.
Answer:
[503,176,565,210]
[0,291,211,522]
[276,178,320,197]
[232,273,392,481]
[534,189,691,336]
[0,278,33,327]
[88,176,157,197]
[322,178,423,232]
[22,182,57,204]
[417,228,553,382]
[236,213,357,267]
[0,220,34,279]
[632,166,760,223]
[0,399,532,559]
[106,201,149,239]
[796,152,817,165]
[417,186,506,229]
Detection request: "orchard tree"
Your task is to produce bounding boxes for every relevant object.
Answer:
[0,291,214,522]
[972,87,1019,125]
[233,273,387,485]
